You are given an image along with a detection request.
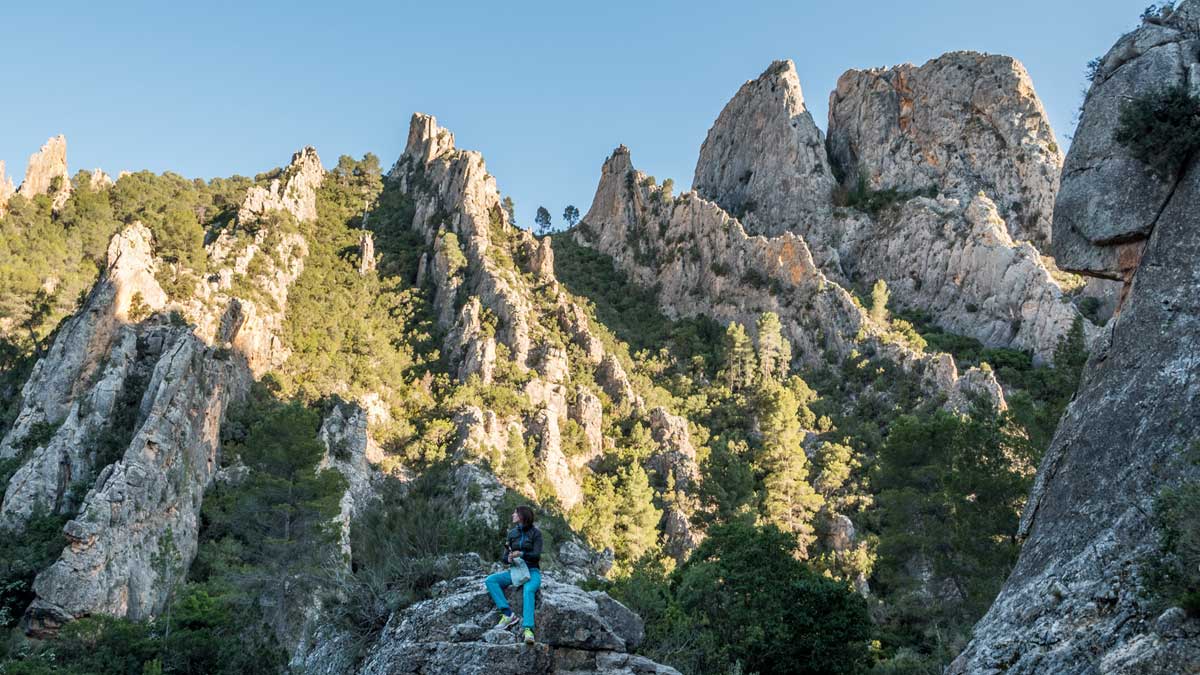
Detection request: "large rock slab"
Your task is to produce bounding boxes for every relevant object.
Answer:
[1053,10,1200,278]
[354,574,679,675]
[952,4,1200,671]
[828,52,1063,248]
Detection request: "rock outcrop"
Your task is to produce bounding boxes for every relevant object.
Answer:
[827,52,1063,248]
[693,59,836,233]
[318,402,384,559]
[690,57,1089,362]
[951,5,1200,671]
[0,223,167,529]
[1052,4,1200,284]
[17,135,71,210]
[2,147,324,635]
[388,113,655,511]
[817,193,1095,362]
[580,145,1002,408]
[237,146,325,224]
[352,573,681,675]
[0,160,14,216]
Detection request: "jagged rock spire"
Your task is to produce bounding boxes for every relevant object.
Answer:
[827,51,1062,248]
[0,160,14,216]
[17,135,71,209]
[237,145,325,223]
[693,60,835,234]
[401,112,457,166]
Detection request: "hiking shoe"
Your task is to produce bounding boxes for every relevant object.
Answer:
[523,628,535,645]
[495,612,520,630]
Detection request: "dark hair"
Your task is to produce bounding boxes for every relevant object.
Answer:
[515,505,535,527]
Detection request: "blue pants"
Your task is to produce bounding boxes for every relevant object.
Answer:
[485,568,542,629]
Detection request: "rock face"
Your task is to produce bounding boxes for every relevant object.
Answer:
[690,57,1087,362]
[827,52,1063,248]
[693,59,835,233]
[388,113,652,512]
[318,402,384,559]
[0,223,168,528]
[1053,6,1200,283]
[581,145,1002,408]
[819,193,1094,362]
[352,574,681,675]
[237,146,325,224]
[951,5,1200,672]
[1,147,323,635]
[17,135,71,209]
[0,160,14,215]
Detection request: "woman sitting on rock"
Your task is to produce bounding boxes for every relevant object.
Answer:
[485,504,543,644]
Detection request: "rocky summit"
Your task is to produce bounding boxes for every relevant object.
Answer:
[1,5,1198,674]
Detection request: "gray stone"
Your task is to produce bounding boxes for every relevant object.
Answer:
[693,59,835,233]
[952,6,1200,669]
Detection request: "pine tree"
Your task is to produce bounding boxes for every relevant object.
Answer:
[502,196,516,224]
[502,427,533,491]
[616,465,662,561]
[535,206,552,235]
[755,312,791,383]
[869,279,890,324]
[757,381,823,554]
[562,204,580,227]
[719,322,757,391]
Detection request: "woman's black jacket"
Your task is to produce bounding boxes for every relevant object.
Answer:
[504,524,543,569]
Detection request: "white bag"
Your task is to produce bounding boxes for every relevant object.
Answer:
[510,558,531,587]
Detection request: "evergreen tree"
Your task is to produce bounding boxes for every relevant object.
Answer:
[502,427,533,491]
[719,322,757,391]
[616,465,662,561]
[757,381,823,553]
[502,196,516,224]
[755,311,791,382]
[562,204,580,227]
[673,521,873,674]
[535,206,552,235]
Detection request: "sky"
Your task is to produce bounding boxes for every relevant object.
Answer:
[1,0,1151,230]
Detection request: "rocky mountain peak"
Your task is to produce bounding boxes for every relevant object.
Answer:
[237,144,325,223]
[402,112,458,165]
[827,51,1063,248]
[0,160,14,216]
[16,135,71,209]
[693,59,835,234]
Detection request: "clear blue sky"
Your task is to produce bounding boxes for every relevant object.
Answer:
[2,0,1148,230]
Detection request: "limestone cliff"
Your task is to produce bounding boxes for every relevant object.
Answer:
[827,52,1062,248]
[692,59,836,233]
[16,135,71,210]
[237,146,325,224]
[0,160,14,216]
[1,147,325,635]
[951,4,1200,671]
[580,145,1002,409]
[388,114,653,515]
[692,56,1091,362]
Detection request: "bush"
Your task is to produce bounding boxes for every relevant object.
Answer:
[675,521,873,674]
[1145,442,1200,614]
[1115,84,1200,181]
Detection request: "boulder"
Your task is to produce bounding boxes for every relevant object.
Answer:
[355,575,680,675]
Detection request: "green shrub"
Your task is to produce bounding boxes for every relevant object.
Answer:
[1144,442,1200,614]
[1115,84,1200,181]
